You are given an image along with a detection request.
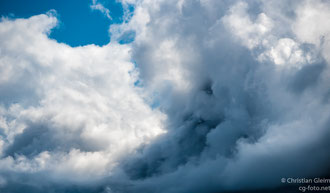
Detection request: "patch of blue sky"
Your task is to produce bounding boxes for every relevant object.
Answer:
[150,99,160,109]
[118,30,136,44]
[0,0,128,47]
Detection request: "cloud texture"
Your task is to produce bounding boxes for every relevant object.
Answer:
[1,0,330,192]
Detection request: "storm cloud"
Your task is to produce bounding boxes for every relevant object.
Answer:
[1,0,330,193]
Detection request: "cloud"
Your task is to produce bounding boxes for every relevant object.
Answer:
[116,0,330,192]
[90,0,112,20]
[1,0,330,193]
[0,10,165,191]
[292,0,330,64]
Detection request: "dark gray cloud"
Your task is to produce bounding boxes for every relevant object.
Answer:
[289,61,325,93]
[116,0,330,192]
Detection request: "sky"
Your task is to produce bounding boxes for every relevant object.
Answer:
[0,0,330,193]
[0,0,125,46]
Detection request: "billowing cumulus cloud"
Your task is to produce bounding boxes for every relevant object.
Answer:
[0,10,165,192]
[1,0,330,193]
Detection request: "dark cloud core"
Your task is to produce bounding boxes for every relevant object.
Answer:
[1,0,330,193]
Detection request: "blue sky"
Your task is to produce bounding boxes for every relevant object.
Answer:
[0,0,124,46]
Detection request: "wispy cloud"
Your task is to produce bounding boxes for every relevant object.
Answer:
[90,0,112,20]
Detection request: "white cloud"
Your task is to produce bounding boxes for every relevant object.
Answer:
[222,1,317,68]
[293,0,330,64]
[90,0,112,20]
[222,2,273,49]
[259,38,309,66]
[0,12,165,184]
